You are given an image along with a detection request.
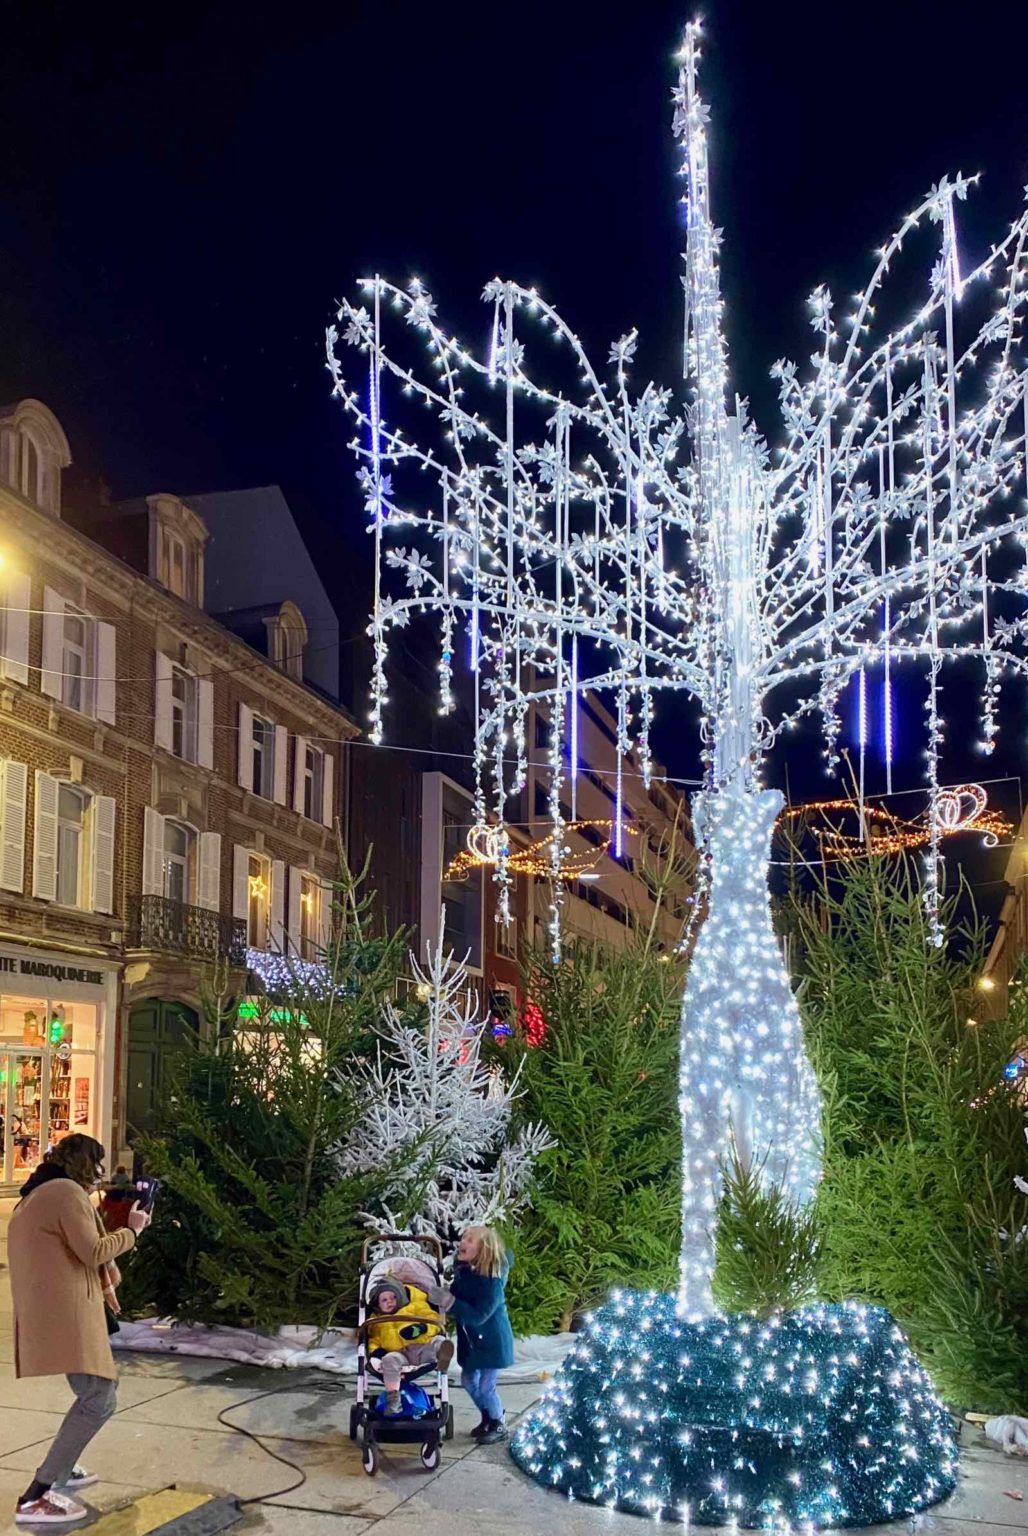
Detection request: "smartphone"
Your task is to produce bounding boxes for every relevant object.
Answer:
[135,1177,161,1213]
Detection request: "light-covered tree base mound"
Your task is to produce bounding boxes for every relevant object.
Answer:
[511,1293,958,1528]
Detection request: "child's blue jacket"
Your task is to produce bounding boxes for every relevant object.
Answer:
[449,1254,514,1371]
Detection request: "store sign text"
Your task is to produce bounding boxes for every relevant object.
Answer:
[0,957,104,988]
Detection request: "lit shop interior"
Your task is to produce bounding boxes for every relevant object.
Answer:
[0,995,99,1184]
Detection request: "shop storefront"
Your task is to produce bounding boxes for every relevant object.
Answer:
[0,945,118,1190]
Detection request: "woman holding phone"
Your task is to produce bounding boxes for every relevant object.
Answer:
[7,1135,151,1524]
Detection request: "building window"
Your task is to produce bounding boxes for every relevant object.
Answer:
[151,498,205,606]
[0,400,70,516]
[56,784,87,908]
[163,820,195,906]
[495,913,516,960]
[252,716,274,799]
[302,745,324,822]
[62,608,90,715]
[170,665,198,762]
[267,601,307,683]
[19,433,41,504]
[300,875,320,961]
[164,532,187,599]
[441,785,482,970]
[247,853,270,948]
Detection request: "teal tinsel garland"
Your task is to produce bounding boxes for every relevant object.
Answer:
[511,1295,958,1528]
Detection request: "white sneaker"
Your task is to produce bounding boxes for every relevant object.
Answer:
[15,1491,89,1523]
[60,1470,98,1490]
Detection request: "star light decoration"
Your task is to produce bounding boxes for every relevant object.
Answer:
[327,19,1024,1523]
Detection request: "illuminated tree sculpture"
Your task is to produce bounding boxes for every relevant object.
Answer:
[328,21,1027,1524]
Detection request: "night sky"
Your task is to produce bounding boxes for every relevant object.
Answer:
[3,0,1026,909]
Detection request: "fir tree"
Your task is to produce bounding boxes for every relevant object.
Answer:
[796,856,1028,1411]
[499,934,683,1335]
[120,856,422,1332]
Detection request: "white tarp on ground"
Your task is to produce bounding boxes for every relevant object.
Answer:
[984,1415,1028,1455]
[113,1318,574,1384]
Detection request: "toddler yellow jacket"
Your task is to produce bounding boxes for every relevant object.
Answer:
[367,1284,443,1354]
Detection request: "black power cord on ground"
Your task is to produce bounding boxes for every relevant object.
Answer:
[214,1383,312,1505]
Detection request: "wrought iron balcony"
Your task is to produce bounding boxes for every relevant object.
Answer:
[129,895,247,966]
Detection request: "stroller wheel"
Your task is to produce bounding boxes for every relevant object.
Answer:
[444,1403,454,1441]
[420,1439,441,1471]
[349,1404,359,1442]
[362,1440,378,1477]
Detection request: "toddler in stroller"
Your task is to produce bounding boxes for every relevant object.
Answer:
[367,1274,454,1412]
[350,1235,454,1476]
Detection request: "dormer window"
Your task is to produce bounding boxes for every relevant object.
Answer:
[266,600,307,683]
[19,433,40,503]
[164,530,188,598]
[0,399,71,517]
[147,493,208,607]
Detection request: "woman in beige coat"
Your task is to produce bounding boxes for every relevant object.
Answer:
[7,1135,150,1524]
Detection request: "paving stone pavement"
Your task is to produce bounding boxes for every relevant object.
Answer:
[0,1203,1024,1534]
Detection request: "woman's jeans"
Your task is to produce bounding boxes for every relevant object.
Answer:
[461,1367,503,1422]
[37,1375,118,1486]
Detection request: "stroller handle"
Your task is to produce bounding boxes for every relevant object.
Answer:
[361,1232,444,1267]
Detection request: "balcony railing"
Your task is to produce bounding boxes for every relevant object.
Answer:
[129,895,247,966]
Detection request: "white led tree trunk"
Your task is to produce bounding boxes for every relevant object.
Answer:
[328,21,1028,1328]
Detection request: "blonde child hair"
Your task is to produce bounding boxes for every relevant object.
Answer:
[463,1225,506,1278]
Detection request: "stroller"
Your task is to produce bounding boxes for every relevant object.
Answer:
[349,1233,454,1477]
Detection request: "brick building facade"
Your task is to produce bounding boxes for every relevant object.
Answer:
[0,399,355,1187]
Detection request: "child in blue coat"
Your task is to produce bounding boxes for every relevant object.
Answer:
[431,1225,513,1444]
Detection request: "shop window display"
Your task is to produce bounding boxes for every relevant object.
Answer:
[0,994,98,1184]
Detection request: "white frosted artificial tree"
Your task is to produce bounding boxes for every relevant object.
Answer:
[336,917,552,1243]
[326,20,1028,1524]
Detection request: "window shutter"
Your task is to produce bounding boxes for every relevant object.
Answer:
[142,807,165,897]
[271,859,285,950]
[3,570,31,685]
[318,879,333,953]
[322,750,335,829]
[232,843,249,922]
[40,587,65,699]
[197,677,214,769]
[91,795,116,914]
[96,621,117,725]
[198,831,221,911]
[32,769,59,900]
[273,725,288,806]
[154,653,174,751]
[237,703,253,790]
[0,760,27,892]
[287,865,302,954]
[292,735,307,814]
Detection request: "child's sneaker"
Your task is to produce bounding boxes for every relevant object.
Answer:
[477,1418,507,1445]
[385,1390,403,1415]
[436,1340,454,1374]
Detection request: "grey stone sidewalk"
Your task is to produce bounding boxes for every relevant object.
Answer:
[0,1205,1024,1534]
[0,1344,1023,1535]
